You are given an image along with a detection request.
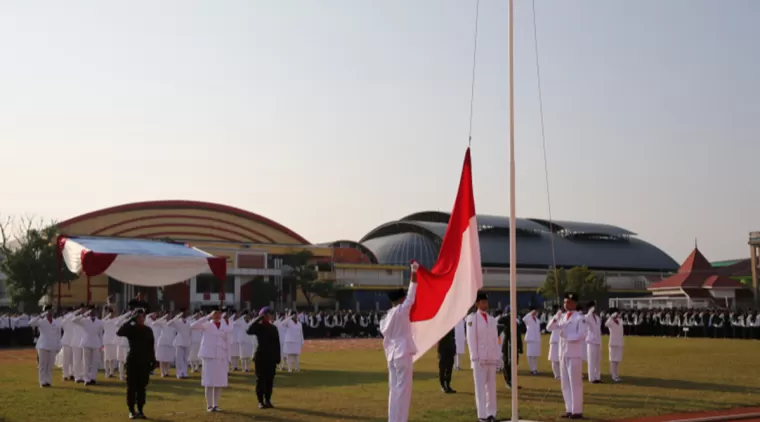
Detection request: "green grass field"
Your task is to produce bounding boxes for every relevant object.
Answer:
[0,336,758,422]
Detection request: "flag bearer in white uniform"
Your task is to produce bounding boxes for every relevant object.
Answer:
[155,313,175,377]
[170,309,192,379]
[522,306,542,375]
[72,307,104,385]
[102,309,129,378]
[192,308,233,412]
[584,301,602,384]
[547,305,561,379]
[29,307,61,387]
[454,318,465,370]
[379,262,418,422]
[189,311,204,372]
[547,292,586,420]
[605,308,624,382]
[59,308,77,381]
[70,306,87,383]
[283,312,305,372]
[466,291,501,422]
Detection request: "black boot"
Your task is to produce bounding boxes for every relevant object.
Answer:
[445,382,456,393]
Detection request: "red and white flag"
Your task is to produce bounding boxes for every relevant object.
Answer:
[410,148,483,361]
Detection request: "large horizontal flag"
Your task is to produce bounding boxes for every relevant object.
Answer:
[410,148,483,361]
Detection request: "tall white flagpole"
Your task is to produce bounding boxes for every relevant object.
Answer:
[508,0,519,420]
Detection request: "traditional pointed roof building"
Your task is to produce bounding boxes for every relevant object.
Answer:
[647,247,750,307]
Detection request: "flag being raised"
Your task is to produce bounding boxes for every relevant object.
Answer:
[410,148,483,362]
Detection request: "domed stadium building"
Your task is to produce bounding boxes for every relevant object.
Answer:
[358,211,679,309]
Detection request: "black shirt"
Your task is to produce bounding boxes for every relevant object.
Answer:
[117,321,156,366]
[437,328,456,356]
[247,319,281,364]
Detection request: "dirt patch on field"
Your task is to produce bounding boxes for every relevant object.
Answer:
[0,348,36,363]
[621,407,760,422]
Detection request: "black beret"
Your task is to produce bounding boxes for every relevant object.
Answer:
[529,305,536,312]
[388,288,406,302]
[587,300,596,308]
[133,308,146,315]
[476,291,488,302]
[564,292,578,302]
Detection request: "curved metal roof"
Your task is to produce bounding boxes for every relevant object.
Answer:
[315,240,379,264]
[362,213,678,272]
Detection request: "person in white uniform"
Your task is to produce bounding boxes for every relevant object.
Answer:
[282,312,304,372]
[578,305,588,370]
[238,312,256,372]
[72,307,104,385]
[454,318,466,370]
[155,313,175,377]
[170,309,192,379]
[522,306,542,375]
[466,291,501,422]
[274,316,287,371]
[189,311,204,372]
[116,310,131,381]
[59,308,77,381]
[102,309,129,378]
[605,308,624,382]
[547,305,561,380]
[584,301,602,384]
[145,313,162,375]
[69,306,87,383]
[379,262,418,422]
[29,307,61,387]
[191,308,233,412]
[228,310,243,371]
[547,292,586,420]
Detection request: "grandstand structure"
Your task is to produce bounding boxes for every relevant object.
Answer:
[360,211,679,308]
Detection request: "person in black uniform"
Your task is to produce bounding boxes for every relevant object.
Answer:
[246,306,281,409]
[437,328,457,394]
[497,308,523,389]
[116,309,156,420]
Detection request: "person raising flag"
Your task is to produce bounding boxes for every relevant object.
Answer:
[380,263,419,422]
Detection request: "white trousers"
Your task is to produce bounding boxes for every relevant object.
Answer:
[528,356,539,372]
[560,357,583,415]
[37,349,56,386]
[82,347,100,382]
[287,355,300,372]
[472,363,497,419]
[587,343,601,382]
[61,345,73,379]
[175,346,189,378]
[72,347,84,380]
[387,355,413,422]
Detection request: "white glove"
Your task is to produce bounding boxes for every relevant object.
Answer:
[410,261,420,273]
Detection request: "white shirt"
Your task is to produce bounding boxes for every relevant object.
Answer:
[30,315,62,351]
[465,310,500,364]
[103,314,128,346]
[60,312,76,346]
[605,314,624,348]
[283,318,304,344]
[170,316,192,347]
[547,311,586,359]
[584,309,602,345]
[73,316,104,349]
[192,317,233,361]
[146,316,163,345]
[379,283,418,362]
[156,316,177,347]
[190,316,203,344]
[232,316,248,344]
[522,312,541,343]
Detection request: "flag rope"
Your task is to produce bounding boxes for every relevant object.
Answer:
[467,0,481,148]
[531,0,561,301]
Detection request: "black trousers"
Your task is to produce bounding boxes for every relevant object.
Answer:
[126,363,150,412]
[438,353,454,387]
[502,354,518,385]
[255,360,277,403]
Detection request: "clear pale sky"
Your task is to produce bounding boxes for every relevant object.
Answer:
[1,1,758,263]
